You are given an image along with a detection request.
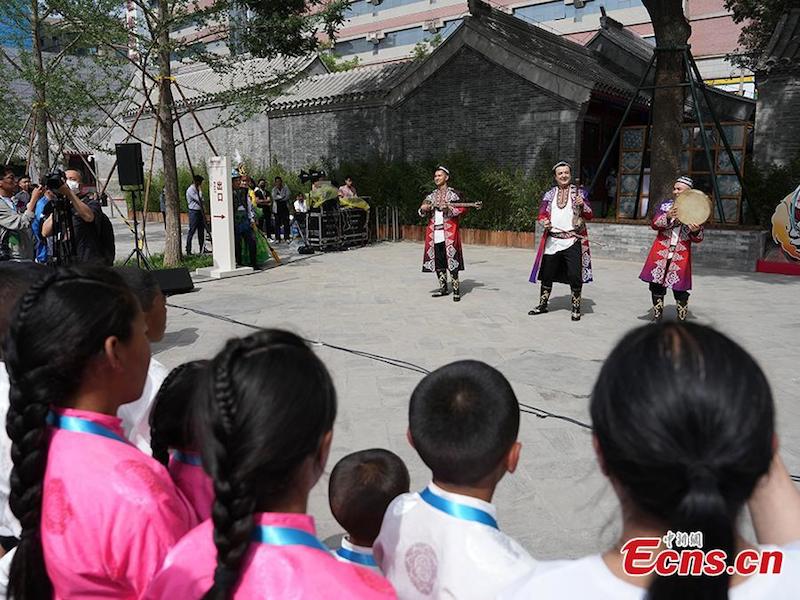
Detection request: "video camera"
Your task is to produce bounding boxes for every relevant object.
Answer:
[299,169,326,185]
[43,168,67,192]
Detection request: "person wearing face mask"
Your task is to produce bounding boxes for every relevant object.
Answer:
[42,170,113,265]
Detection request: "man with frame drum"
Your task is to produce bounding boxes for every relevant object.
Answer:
[639,175,706,322]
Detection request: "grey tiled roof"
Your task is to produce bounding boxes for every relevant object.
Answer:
[474,7,641,98]
[589,14,655,64]
[125,54,317,114]
[268,61,412,110]
[756,9,800,73]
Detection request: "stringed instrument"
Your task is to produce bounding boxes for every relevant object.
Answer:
[423,200,483,211]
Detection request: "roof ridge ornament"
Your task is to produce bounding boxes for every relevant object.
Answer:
[467,0,491,18]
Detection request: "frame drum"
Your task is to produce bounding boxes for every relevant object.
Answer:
[675,189,711,225]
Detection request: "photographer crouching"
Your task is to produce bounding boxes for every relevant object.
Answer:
[41,169,114,266]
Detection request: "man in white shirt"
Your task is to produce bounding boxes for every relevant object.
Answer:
[374,360,536,599]
[528,161,594,321]
[185,175,206,255]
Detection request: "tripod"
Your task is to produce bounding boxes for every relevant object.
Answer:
[49,195,76,267]
[122,187,151,269]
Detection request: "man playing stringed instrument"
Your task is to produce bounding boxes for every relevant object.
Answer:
[528,161,594,321]
[639,175,704,322]
[419,166,481,302]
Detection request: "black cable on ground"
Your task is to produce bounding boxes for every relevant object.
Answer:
[170,301,800,456]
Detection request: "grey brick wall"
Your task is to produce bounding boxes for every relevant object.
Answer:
[268,106,390,172]
[755,73,800,167]
[394,48,578,170]
[536,221,767,272]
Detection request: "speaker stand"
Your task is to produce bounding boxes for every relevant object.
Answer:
[123,187,151,270]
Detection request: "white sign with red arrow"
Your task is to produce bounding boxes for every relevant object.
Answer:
[195,156,253,279]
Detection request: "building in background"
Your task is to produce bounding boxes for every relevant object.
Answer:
[332,0,753,96]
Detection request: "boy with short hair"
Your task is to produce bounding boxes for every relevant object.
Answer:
[329,449,410,572]
[374,360,535,599]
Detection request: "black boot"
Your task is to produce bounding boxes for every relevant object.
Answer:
[676,299,689,322]
[571,290,582,321]
[652,294,665,322]
[528,286,552,315]
[452,274,461,302]
[432,271,449,297]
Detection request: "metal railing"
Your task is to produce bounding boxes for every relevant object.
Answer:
[373,205,402,242]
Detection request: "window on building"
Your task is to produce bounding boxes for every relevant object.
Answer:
[513,0,642,23]
[440,19,462,38]
[380,26,427,49]
[334,18,462,58]
[345,0,423,18]
[513,1,567,22]
[334,36,375,56]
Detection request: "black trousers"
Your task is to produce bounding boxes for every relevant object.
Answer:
[235,226,257,268]
[649,282,689,302]
[257,205,273,236]
[434,242,458,278]
[275,203,291,240]
[538,241,582,292]
[186,209,205,252]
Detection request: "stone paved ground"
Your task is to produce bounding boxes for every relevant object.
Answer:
[135,230,800,560]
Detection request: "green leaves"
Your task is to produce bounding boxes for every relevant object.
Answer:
[723,0,794,69]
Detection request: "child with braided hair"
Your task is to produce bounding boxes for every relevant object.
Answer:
[3,266,195,600]
[145,329,396,599]
[150,359,214,522]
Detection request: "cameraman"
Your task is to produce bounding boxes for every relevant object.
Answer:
[0,167,35,261]
[42,170,105,265]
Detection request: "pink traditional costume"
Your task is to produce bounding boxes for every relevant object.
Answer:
[639,176,704,321]
[144,513,397,599]
[42,408,195,599]
[168,450,214,522]
[528,164,593,321]
[420,168,468,302]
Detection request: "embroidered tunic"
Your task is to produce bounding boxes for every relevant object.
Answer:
[421,187,467,273]
[639,199,704,291]
[529,185,594,284]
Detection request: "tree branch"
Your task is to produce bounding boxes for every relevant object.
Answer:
[0,47,24,73]
[46,34,84,69]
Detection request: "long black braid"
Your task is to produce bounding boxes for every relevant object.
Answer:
[149,360,210,467]
[3,267,139,600]
[200,330,337,599]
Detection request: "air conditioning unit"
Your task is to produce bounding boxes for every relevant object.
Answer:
[574,0,587,7]
[367,31,385,44]
[423,19,443,32]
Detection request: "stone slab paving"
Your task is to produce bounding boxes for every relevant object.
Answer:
[144,239,799,560]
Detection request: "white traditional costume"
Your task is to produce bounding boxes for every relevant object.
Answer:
[374,483,535,599]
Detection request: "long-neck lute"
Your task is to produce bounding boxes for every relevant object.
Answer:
[427,200,483,210]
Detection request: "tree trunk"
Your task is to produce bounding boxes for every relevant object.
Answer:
[31,0,49,175]
[641,1,691,214]
[157,0,182,266]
